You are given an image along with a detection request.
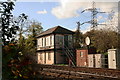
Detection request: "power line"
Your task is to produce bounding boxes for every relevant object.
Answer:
[81,1,106,30]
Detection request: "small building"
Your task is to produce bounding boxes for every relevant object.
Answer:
[76,48,99,68]
[36,26,75,65]
[95,54,102,68]
[88,48,96,68]
[88,54,94,67]
[76,48,103,68]
[76,49,88,67]
[88,53,102,68]
[108,49,120,69]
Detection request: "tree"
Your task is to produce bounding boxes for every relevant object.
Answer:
[14,13,28,53]
[24,21,43,55]
[27,21,43,45]
[1,1,18,45]
[3,43,36,79]
[83,29,120,53]
[27,21,43,36]
[14,15,43,55]
[0,1,28,79]
[1,1,39,79]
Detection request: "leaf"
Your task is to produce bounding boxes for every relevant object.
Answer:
[14,76,18,79]
[19,74,22,77]
[23,76,29,78]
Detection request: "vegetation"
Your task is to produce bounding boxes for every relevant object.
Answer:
[83,29,120,53]
[23,21,43,55]
[1,1,18,45]
[1,1,43,79]
[1,0,119,79]
[72,21,119,54]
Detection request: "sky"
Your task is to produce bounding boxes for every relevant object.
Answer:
[0,0,119,33]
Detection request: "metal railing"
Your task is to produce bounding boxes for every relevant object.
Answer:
[64,44,76,67]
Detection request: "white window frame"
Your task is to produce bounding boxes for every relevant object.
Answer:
[48,52,51,60]
[80,52,84,57]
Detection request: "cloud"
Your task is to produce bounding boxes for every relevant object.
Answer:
[96,12,118,32]
[95,2,118,12]
[98,16,103,20]
[37,9,47,14]
[51,1,90,19]
[97,16,106,21]
[51,0,118,19]
[71,24,91,34]
[80,28,91,34]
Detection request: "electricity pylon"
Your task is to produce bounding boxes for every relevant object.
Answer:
[81,1,106,30]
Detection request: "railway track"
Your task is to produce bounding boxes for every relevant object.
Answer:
[32,64,120,79]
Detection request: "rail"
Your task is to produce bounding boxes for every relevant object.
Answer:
[32,64,120,79]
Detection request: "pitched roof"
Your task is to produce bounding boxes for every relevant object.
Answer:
[37,26,74,38]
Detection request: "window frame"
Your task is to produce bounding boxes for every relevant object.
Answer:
[80,52,84,57]
[48,52,51,60]
[40,54,42,60]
